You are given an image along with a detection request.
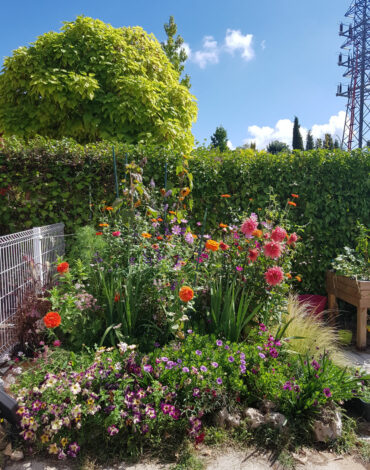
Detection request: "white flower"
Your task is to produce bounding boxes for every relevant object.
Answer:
[114,362,122,371]
[13,367,22,375]
[70,383,81,395]
[118,342,128,354]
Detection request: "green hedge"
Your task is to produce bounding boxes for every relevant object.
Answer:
[1,136,369,293]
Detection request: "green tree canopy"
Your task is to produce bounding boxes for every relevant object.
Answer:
[292,116,304,150]
[267,140,289,155]
[210,126,228,152]
[161,16,190,89]
[0,16,197,151]
[306,130,314,150]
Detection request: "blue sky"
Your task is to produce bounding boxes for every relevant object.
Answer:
[0,0,350,148]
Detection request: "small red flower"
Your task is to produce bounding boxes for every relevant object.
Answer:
[57,262,69,274]
[195,432,205,445]
[43,312,61,328]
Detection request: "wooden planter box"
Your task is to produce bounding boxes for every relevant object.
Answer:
[326,271,370,350]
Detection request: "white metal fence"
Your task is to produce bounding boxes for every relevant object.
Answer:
[0,223,65,353]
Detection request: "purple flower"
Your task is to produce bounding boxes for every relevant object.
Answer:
[323,388,332,398]
[161,403,173,414]
[257,346,263,350]
[200,365,207,372]
[170,408,181,420]
[216,340,223,347]
[182,367,190,373]
[216,377,223,385]
[193,388,200,397]
[143,364,153,373]
[236,266,243,271]
[258,353,266,359]
[224,345,230,350]
[172,225,181,235]
[184,232,194,244]
[195,350,202,356]
[161,356,168,362]
[187,329,193,334]
[269,348,279,358]
[228,356,235,363]
[311,360,320,371]
[240,365,246,373]
[259,323,267,332]
[211,362,219,368]
[283,381,292,391]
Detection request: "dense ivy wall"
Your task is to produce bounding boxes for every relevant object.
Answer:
[1,136,369,293]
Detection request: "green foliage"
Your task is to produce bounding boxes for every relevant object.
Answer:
[1,137,369,294]
[292,117,304,150]
[0,16,197,150]
[266,140,289,154]
[210,126,228,152]
[305,130,314,150]
[161,16,191,89]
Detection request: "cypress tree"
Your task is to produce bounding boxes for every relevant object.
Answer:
[292,116,304,150]
[306,130,314,150]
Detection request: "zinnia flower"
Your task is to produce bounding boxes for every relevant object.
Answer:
[141,232,152,239]
[219,241,229,251]
[248,248,259,263]
[287,232,298,245]
[205,240,219,251]
[43,312,61,328]
[219,223,228,228]
[57,262,69,274]
[288,201,296,207]
[263,241,282,259]
[241,217,258,236]
[95,232,103,236]
[221,194,231,198]
[264,266,284,286]
[112,231,121,237]
[99,223,109,227]
[179,286,194,302]
[105,206,113,211]
[271,227,287,243]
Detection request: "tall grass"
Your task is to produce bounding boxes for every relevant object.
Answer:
[276,295,349,367]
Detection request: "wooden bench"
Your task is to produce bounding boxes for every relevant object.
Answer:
[326,271,370,350]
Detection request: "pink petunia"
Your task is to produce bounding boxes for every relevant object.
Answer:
[264,266,284,286]
[263,241,282,259]
[241,217,258,237]
[271,226,287,243]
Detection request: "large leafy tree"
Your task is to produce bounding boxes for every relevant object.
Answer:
[210,126,228,152]
[161,16,190,89]
[267,140,289,155]
[0,16,197,150]
[292,116,304,150]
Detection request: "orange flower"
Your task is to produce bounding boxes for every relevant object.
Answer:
[43,312,61,329]
[114,293,121,302]
[151,218,158,222]
[169,211,176,215]
[95,232,103,236]
[221,194,231,198]
[179,286,194,302]
[257,208,262,211]
[151,244,159,250]
[141,232,152,239]
[57,262,69,274]
[219,241,230,251]
[288,201,297,207]
[134,200,141,208]
[252,229,263,238]
[192,234,198,239]
[157,218,163,222]
[249,198,253,201]
[105,206,113,211]
[160,188,166,196]
[286,273,292,279]
[205,240,219,251]
[180,261,187,266]
[291,194,299,198]
[180,187,190,197]
[157,236,163,240]
[99,223,109,227]
[295,275,302,282]
[219,223,228,229]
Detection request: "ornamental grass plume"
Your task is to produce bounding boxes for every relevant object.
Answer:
[275,295,348,367]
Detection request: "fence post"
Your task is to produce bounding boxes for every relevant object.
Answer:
[32,227,44,286]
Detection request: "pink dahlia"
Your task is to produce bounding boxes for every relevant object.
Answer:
[263,241,282,259]
[264,266,284,286]
[271,226,287,243]
[287,232,298,246]
[241,218,258,237]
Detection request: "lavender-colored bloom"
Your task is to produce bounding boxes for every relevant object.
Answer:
[185,232,194,244]
[149,178,156,188]
[200,365,207,372]
[257,346,263,351]
[177,358,183,364]
[258,353,266,359]
[182,367,190,373]
[165,190,172,197]
[283,381,292,391]
[211,362,219,368]
[143,364,153,373]
[187,329,193,334]
[129,257,136,264]
[216,340,223,347]
[216,377,223,385]
[228,356,235,363]
[161,356,169,362]
[172,225,181,235]
[195,350,202,356]
[240,365,246,373]
[224,345,230,350]
[196,221,202,226]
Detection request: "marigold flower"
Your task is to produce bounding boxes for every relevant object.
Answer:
[99,223,109,227]
[252,229,263,238]
[43,312,61,328]
[205,239,219,251]
[271,227,287,243]
[221,194,231,198]
[57,262,69,274]
[95,232,103,236]
[264,266,284,286]
[291,194,299,198]
[179,286,194,302]
[141,232,152,239]
[263,241,282,259]
[288,201,296,207]
[241,217,258,236]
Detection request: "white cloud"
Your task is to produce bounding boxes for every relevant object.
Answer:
[224,29,254,61]
[227,140,235,150]
[192,36,219,68]
[243,111,345,150]
[180,42,192,59]
[261,40,266,50]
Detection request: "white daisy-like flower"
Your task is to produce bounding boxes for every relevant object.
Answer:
[70,383,81,395]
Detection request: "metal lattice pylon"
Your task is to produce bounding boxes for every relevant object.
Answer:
[337,0,370,150]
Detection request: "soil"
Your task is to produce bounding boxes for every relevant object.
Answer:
[3,447,370,470]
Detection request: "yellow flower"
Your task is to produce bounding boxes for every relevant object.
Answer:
[60,437,68,447]
[41,434,50,443]
[48,443,59,455]
[141,232,152,239]
[205,240,220,252]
